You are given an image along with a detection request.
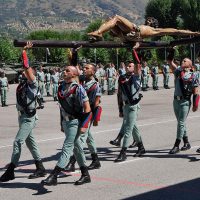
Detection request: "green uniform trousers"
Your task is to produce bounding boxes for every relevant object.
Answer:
[57,119,79,169]
[122,104,142,147]
[45,81,51,93]
[107,78,114,92]
[163,74,170,86]
[38,81,45,98]
[11,113,41,165]
[147,75,150,86]
[52,83,58,98]
[57,119,89,168]
[173,99,191,140]
[142,77,147,88]
[152,75,158,88]
[74,127,97,168]
[0,87,7,104]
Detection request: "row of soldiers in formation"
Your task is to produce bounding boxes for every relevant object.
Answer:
[1,58,200,108]
[0,42,200,187]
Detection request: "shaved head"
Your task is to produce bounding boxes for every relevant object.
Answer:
[181,58,192,68]
[66,66,79,76]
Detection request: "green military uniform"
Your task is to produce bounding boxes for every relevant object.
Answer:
[115,73,145,162]
[194,63,200,80]
[18,74,23,84]
[0,77,46,183]
[146,65,150,88]
[95,66,105,93]
[42,80,92,186]
[0,75,8,107]
[169,67,199,154]
[151,65,159,90]
[141,65,148,91]
[37,71,45,100]
[106,67,116,95]
[45,72,51,96]
[162,63,170,89]
[12,78,42,164]
[51,74,59,101]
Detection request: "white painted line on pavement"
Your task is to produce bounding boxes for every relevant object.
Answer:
[1,115,200,149]
[117,157,150,164]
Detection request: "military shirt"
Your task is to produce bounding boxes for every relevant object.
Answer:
[174,67,199,97]
[106,68,116,78]
[16,78,38,112]
[162,64,170,74]
[83,78,101,106]
[45,73,51,82]
[151,66,159,75]
[51,74,59,84]
[0,77,8,87]
[141,67,148,77]
[121,74,141,102]
[60,81,89,117]
[194,63,200,72]
[119,68,126,76]
[37,71,45,82]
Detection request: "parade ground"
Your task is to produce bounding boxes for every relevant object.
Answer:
[1,75,200,200]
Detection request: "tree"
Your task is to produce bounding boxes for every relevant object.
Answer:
[0,37,20,63]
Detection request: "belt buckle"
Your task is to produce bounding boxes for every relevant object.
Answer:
[177,96,181,100]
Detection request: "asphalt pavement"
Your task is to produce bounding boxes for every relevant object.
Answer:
[1,74,200,200]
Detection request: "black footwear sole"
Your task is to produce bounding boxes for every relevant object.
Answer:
[41,180,57,186]
[110,141,120,147]
[28,173,47,179]
[180,147,191,151]
[0,177,15,182]
[74,179,91,185]
[87,166,101,170]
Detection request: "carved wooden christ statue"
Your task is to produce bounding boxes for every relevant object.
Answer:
[88,15,200,42]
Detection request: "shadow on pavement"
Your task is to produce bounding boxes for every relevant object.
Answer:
[0,182,52,195]
[122,178,200,200]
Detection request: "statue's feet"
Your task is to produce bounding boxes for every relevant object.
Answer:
[88,32,103,42]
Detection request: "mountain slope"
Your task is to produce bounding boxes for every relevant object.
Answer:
[0,0,148,37]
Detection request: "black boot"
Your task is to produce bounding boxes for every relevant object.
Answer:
[88,153,101,170]
[196,147,200,153]
[28,160,46,179]
[74,166,91,185]
[0,163,15,182]
[114,147,127,162]
[181,136,191,151]
[110,133,123,147]
[169,139,181,154]
[47,92,51,97]
[134,142,146,157]
[41,166,62,186]
[2,102,5,107]
[129,140,137,148]
[64,155,76,172]
[37,98,44,109]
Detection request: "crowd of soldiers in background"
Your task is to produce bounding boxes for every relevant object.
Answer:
[1,58,200,107]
